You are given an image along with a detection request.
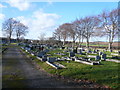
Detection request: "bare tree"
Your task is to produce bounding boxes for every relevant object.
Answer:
[79,16,100,49]
[2,18,18,43]
[100,9,118,50]
[15,22,28,42]
[73,19,85,47]
[53,28,61,41]
[38,33,46,44]
[59,23,70,45]
[67,23,78,47]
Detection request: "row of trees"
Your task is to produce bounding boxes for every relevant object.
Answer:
[53,9,119,50]
[2,18,28,43]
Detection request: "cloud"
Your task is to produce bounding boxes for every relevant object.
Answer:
[0,3,7,8]
[47,0,53,5]
[6,0,30,11]
[15,10,60,39]
[0,13,5,20]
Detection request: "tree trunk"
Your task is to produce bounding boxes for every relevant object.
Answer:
[63,39,65,45]
[108,42,112,51]
[8,34,11,43]
[72,38,75,48]
[86,38,89,49]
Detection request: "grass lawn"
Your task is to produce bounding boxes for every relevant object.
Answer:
[34,59,119,89]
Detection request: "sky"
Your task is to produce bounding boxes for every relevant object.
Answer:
[0,0,118,42]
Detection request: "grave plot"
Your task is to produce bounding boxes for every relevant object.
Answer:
[46,48,101,65]
[102,50,120,63]
[46,57,66,69]
[74,57,100,65]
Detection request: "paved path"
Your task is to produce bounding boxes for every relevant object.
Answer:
[2,45,76,88]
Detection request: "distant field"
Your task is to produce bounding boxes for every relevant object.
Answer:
[81,42,120,47]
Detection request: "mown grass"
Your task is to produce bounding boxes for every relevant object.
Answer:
[34,59,120,89]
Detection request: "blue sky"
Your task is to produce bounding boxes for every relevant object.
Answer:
[0,1,118,41]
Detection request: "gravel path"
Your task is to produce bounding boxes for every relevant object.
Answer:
[2,45,79,88]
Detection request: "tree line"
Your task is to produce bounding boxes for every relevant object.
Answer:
[53,8,119,50]
[2,18,28,43]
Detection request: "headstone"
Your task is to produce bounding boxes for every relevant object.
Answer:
[99,52,103,56]
[101,54,106,61]
[82,48,85,51]
[88,58,91,61]
[42,56,47,61]
[67,61,70,63]
[96,50,99,52]
[44,49,49,53]
[95,55,101,60]
[110,50,113,52]
[47,57,56,63]
[73,48,77,53]
[93,49,97,53]
[118,51,120,55]
[77,49,82,54]
[25,47,31,51]
[38,52,45,58]
[88,50,92,53]
[111,56,120,59]
[69,52,75,57]
[62,46,65,49]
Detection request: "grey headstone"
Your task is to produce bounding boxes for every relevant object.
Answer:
[69,52,75,57]
[96,50,99,52]
[95,55,101,60]
[99,52,103,56]
[110,50,113,52]
[42,56,47,61]
[93,49,97,53]
[44,49,49,53]
[88,50,92,53]
[67,61,70,63]
[38,52,45,58]
[47,57,56,63]
[77,49,82,54]
[62,46,65,49]
[118,51,120,55]
[73,49,77,53]
[25,47,31,51]
[101,54,106,61]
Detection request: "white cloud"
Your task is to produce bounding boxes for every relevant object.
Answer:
[15,10,60,39]
[0,13,5,20]
[47,0,53,5]
[6,0,30,11]
[0,3,7,8]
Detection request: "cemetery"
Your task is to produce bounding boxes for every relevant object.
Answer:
[1,2,119,89]
[18,42,120,88]
[20,43,120,65]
